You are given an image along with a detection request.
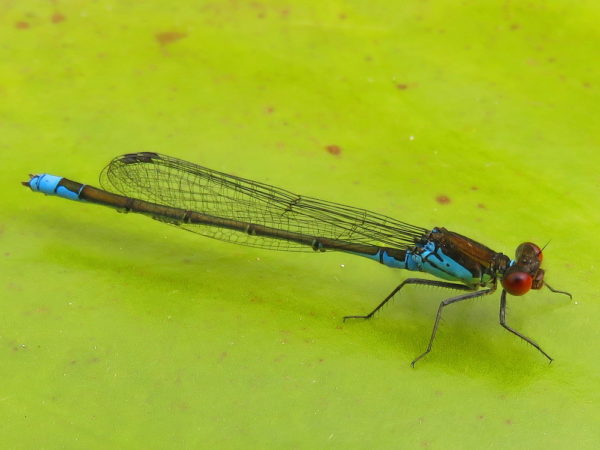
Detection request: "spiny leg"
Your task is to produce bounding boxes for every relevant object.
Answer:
[499,289,552,362]
[343,278,473,322]
[411,286,497,367]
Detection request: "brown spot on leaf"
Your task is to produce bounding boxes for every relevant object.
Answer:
[173,401,190,411]
[436,195,451,204]
[396,83,409,90]
[156,31,187,46]
[16,21,30,29]
[510,24,520,30]
[325,145,342,155]
[51,13,65,23]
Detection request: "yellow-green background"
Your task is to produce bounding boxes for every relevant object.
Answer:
[1,1,598,448]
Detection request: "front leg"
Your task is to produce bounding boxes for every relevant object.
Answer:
[499,289,552,362]
[544,283,572,299]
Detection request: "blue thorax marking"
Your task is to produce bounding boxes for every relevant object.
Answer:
[353,240,480,286]
[406,241,474,283]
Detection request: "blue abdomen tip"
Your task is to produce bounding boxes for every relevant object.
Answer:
[29,174,63,195]
[28,174,82,201]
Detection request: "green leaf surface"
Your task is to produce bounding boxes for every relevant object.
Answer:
[1,1,598,448]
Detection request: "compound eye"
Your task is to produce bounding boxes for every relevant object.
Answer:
[516,242,543,262]
[502,271,533,296]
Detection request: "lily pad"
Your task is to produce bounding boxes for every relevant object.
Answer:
[1,1,598,448]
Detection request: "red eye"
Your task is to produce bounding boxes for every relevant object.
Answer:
[502,271,533,296]
[516,242,543,262]
[531,243,543,262]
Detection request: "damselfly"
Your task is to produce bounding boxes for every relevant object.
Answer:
[24,152,571,365]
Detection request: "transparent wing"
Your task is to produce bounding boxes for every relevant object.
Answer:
[99,152,429,252]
